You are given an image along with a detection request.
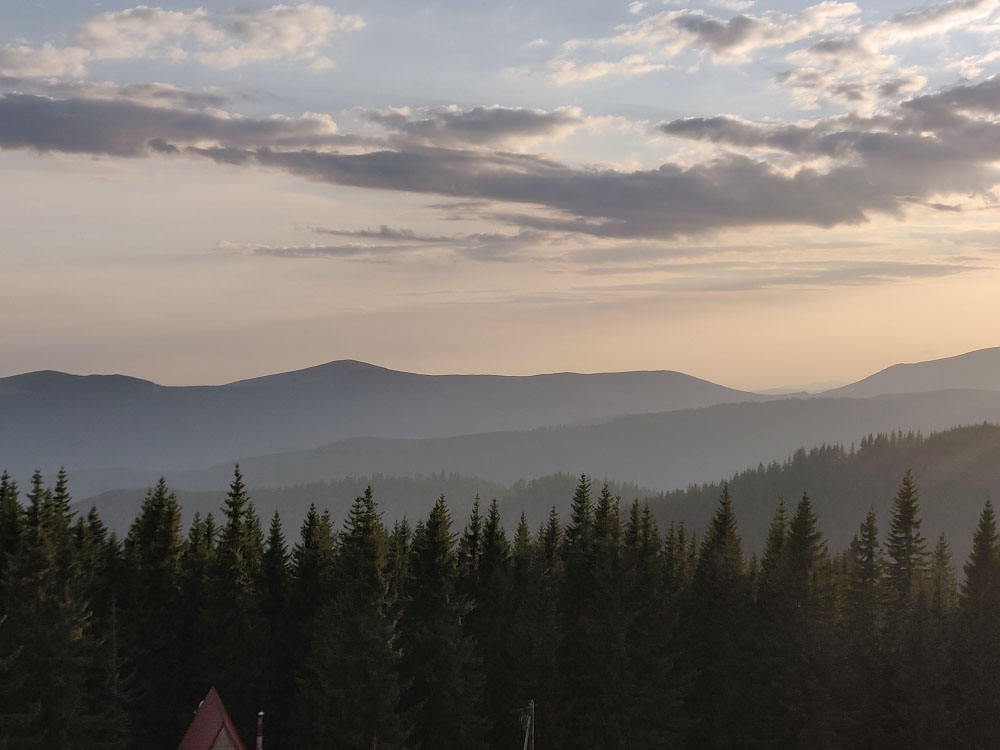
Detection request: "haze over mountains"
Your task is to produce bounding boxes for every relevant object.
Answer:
[0,360,766,478]
[3,346,1000,502]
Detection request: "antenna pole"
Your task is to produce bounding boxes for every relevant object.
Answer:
[529,700,535,750]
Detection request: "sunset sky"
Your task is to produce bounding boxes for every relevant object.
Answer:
[3,0,1000,390]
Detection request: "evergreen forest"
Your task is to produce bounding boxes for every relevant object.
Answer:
[3,464,1000,749]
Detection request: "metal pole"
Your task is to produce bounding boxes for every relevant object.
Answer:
[529,700,535,750]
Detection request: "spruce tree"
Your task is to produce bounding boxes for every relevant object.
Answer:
[779,493,836,747]
[0,470,92,748]
[0,472,20,589]
[885,470,928,619]
[288,501,337,707]
[951,501,1000,744]
[511,512,560,750]
[295,488,407,750]
[881,472,947,749]
[260,511,292,750]
[469,499,521,750]
[757,498,787,610]
[399,496,485,750]
[685,485,760,748]
[203,466,265,741]
[177,512,215,725]
[123,478,185,747]
[553,475,600,748]
[838,509,885,746]
[386,518,412,605]
[618,501,688,748]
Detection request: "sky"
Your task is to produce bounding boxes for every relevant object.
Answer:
[2,0,1000,391]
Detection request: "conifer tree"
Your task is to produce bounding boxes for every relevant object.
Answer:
[386,517,412,604]
[951,501,1000,744]
[260,512,292,750]
[511,512,560,749]
[881,472,948,748]
[399,496,485,750]
[288,502,337,702]
[122,478,186,746]
[757,498,787,610]
[0,472,20,589]
[468,499,521,750]
[177,511,216,724]
[0,470,92,748]
[779,493,837,747]
[685,485,760,748]
[203,466,265,740]
[295,488,407,750]
[553,475,602,748]
[618,501,688,748]
[458,496,483,591]
[885,470,928,619]
[838,509,885,746]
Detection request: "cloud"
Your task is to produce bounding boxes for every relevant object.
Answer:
[7,77,1000,241]
[0,92,343,156]
[0,3,364,77]
[547,55,666,84]
[365,105,585,147]
[215,240,418,260]
[218,227,537,262]
[776,0,999,108]
[574,259,982,292]
[1,77,230,109]
[544,1,861,84]
[542,0,999,112]
[0,41,90,78]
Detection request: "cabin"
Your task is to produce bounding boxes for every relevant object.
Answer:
[177,687,246,750]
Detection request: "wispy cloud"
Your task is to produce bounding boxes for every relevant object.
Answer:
[364,105,585,148]
[542,0,861,84]
[0,3,363,78]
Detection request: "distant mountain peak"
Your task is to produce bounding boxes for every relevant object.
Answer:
[824,346,1000,398]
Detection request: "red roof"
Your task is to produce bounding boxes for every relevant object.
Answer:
[178,687,247,750]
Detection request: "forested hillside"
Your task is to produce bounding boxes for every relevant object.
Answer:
[4,466,1000,749]
[60,388,1000,499]
[651,423,1000,562]
[78,423,1000,562]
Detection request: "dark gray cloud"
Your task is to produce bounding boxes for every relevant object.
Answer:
[6,77,1000,240]
[366,105,583,147]
[660,77,1000,202]
[671,13,760,53]
[0,92,350,157]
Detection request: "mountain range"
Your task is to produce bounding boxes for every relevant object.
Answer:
[2,346,1000,504]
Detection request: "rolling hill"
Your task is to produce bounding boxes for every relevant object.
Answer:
[0,360,767,478]
[63,388,1000,499]
[823,346,1000,398]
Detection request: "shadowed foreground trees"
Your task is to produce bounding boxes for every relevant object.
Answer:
[3,466,1000,749]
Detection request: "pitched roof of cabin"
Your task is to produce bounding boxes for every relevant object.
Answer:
[178,687,247,750]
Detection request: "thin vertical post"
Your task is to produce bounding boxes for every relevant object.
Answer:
[529,700,535,750]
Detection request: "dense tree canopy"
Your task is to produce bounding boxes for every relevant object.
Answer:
[1,466,998,749]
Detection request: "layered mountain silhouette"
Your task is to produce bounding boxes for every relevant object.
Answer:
[81,423,1000,564]
[0,361,766,477]
[824,346,1000,397]
[62,388,1000,499]
[3,346,1000,501]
